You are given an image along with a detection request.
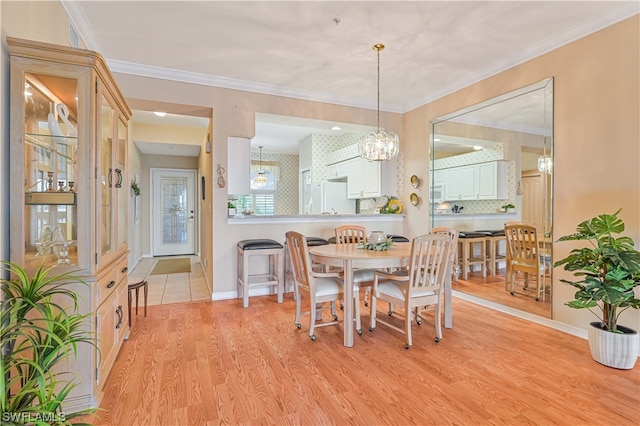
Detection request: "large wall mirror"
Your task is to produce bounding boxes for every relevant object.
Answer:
[431,78,553,319]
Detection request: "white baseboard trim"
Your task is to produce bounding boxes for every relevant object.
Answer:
[452,290,588,340]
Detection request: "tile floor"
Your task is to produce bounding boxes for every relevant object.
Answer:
[127,255,211,306]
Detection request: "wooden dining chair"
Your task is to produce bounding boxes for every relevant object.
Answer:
[285,231,362,341]
[432,226,460,281]
[334,225,376,307]
[369,233,452,349]
[504,223,546,301]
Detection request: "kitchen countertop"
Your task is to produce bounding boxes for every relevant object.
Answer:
[433,212,517,219]
[228,213,404,225]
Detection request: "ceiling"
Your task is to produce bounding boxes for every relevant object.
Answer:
[62,1,638,155]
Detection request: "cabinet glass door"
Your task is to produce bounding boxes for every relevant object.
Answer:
[100,95,114,258]
[23,73,79,269]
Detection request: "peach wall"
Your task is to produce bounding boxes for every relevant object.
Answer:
[403,15,639,331]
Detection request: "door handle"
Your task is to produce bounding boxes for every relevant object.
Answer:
[115,306,123,329]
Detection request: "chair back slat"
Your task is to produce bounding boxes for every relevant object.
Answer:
[505,224,539,262]
[504,223,542,274]
[432,226,459,259]
[335,225,367,244]
[285,231,312,290]
[407,234,452,295]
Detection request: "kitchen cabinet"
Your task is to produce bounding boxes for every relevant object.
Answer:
[326,160,349,180]
[440,160,507,201]
[347,157,381,199]
[8,37,131,409]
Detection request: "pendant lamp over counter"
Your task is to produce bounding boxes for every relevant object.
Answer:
[252,145,269,188]
[359,44,399,162]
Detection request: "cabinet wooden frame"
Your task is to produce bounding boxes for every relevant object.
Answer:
[8,37,132,411]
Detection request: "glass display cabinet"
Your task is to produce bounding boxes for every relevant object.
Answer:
[8,37,132,410]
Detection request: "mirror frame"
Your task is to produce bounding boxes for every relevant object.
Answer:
[430,77,554,318]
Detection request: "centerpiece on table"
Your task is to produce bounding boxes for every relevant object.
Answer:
[357,231,394,251]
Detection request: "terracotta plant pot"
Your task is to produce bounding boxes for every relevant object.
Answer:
[588,322,639,370]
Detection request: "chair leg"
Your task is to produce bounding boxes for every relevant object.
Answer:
[294,288,302,329]
[354,290,362,335]
[242,252,250,308]
[127,287,132,327]
[143,281,148,317]
[308,295,317,339]
[434,301,443,342]
[135,287,140,314]
[404,301,412,349]
[369,291,377,331]
[277,250,284,303]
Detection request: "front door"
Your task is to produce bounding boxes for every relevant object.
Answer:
[151,169,196,256]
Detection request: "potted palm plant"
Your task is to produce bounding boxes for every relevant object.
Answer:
[554,209,640,369]
[1,261,97,424]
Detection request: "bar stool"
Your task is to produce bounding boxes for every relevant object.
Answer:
[284,236,329,294]
[237,239,284,307]
[127,280,148,327]
[476,230,506,275]
[457,232,487,280]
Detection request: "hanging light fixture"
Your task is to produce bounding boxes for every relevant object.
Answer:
[537,136,552,174]
[252,145,269,188]
[359,44,399,162]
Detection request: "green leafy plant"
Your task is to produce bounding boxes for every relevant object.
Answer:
[227,201,236,209]
[554,209,640,332]
[1,261,97,425]
[356,238,394,251]
[501,203,515,210]
[130,180,140,197]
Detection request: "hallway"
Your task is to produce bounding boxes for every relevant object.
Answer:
[127,256,211,306]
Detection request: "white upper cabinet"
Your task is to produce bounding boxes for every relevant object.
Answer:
[347,157,381,199]
[440,160,507,201]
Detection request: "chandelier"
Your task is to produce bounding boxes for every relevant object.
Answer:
[359,44,399,162]
[252,146,268,188]
[537,136,552,174]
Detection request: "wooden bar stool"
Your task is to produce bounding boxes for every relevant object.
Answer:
[237,239,284,307]
[457,232,487,280]
[127,280,148,327]
[476,230,506,275]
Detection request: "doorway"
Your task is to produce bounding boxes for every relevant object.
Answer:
[151,168,197,256]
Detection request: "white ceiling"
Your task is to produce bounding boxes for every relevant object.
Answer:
[62,1,638,155]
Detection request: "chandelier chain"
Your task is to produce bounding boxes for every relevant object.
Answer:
[376,46,380,132]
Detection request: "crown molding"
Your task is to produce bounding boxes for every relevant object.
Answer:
[63,0,638,114]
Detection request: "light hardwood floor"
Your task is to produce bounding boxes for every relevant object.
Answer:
[86,294,639,425]
[453,268,552,318]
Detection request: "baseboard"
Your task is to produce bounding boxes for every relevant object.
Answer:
[452,290,588,339]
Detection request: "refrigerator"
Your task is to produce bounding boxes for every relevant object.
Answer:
[308,181,356,214]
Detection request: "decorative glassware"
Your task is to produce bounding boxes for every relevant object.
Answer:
[58,181,65,192]
[367,231,387,244]
[36,224,53,256]
[67,181,74,192]
[46,171,55,192]
[53,225,70,265]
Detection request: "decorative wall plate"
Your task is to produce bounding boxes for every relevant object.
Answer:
[410,175,420,188]
[410,193,419,206]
